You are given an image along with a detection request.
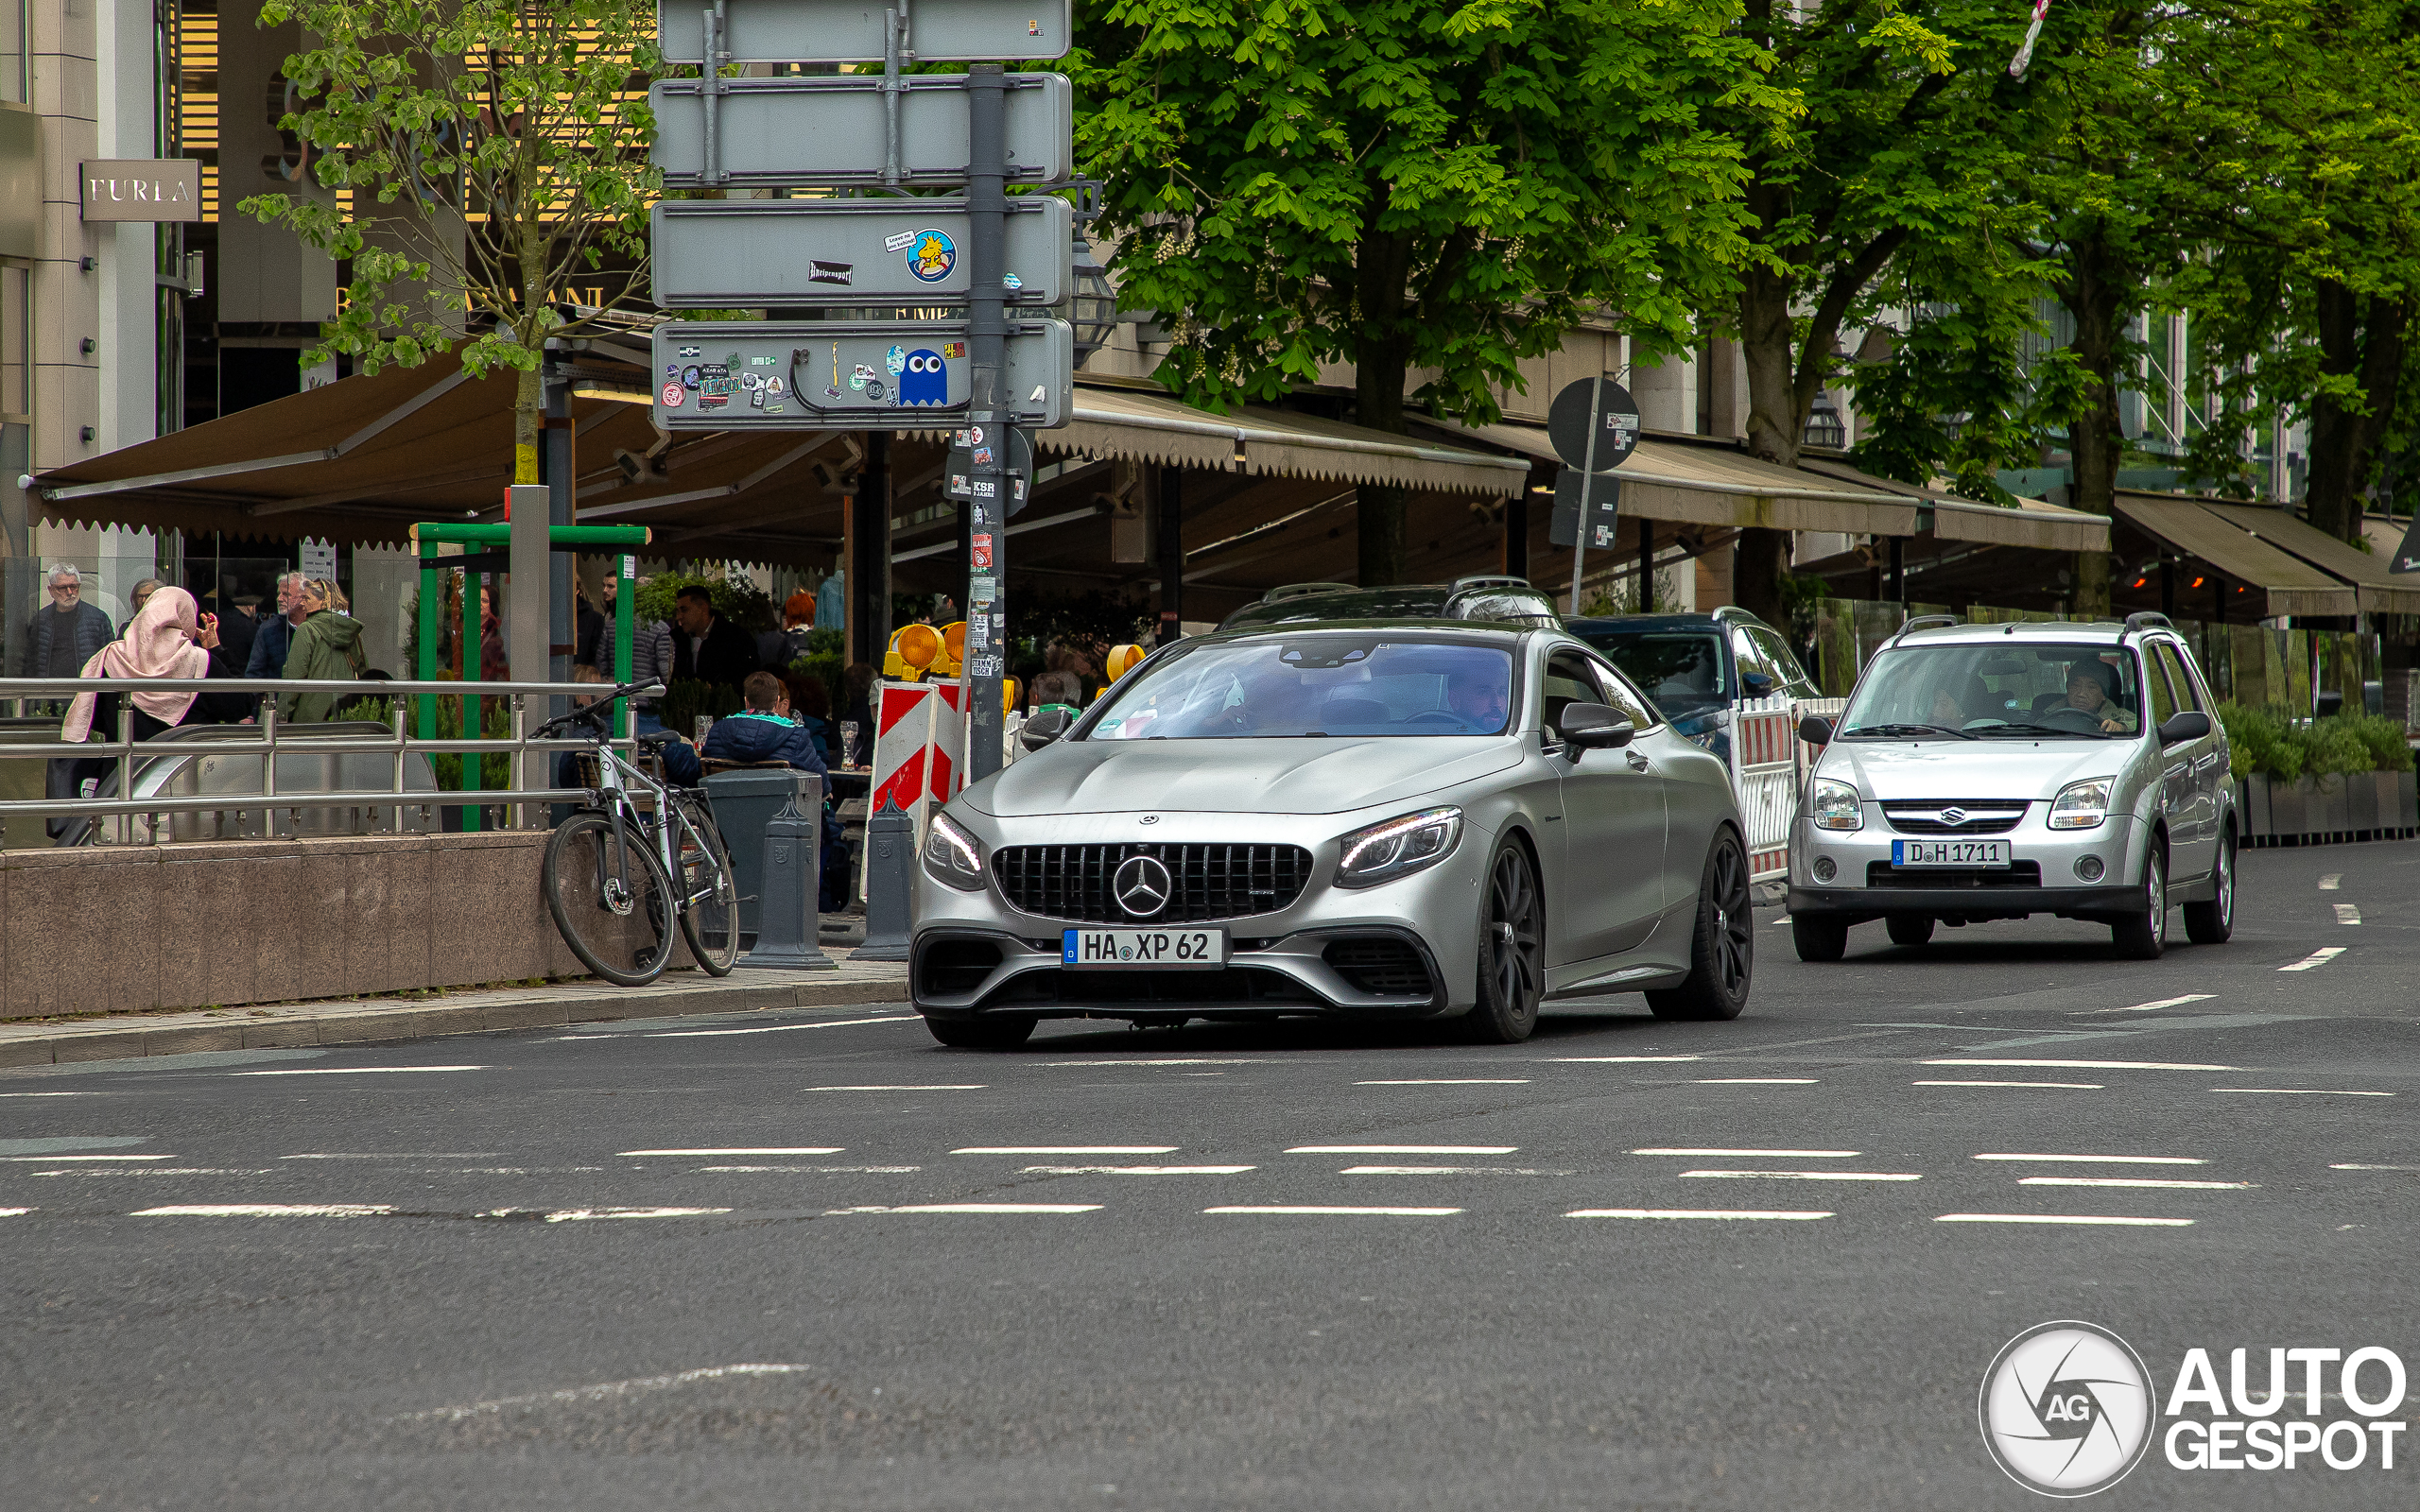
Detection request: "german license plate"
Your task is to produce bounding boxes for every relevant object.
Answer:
[1893,839,2013,868]
[1062,928,1228,969]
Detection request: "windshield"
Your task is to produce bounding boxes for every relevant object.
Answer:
[1839,642,2145,740]
[1580,632,1726,718]
[1084,637,1517,739]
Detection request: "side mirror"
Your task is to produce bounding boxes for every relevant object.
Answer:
[1797,714,1833,746]
[2158,710,2212,745]
[1740,670,1776,698]
[1558,702,1636,750]
[2314,690,2345,719]
[1019,707,1072,751]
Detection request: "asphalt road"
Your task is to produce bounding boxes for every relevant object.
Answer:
[5,839,2417,1510]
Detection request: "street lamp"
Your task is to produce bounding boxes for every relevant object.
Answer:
[1065,228,1120,364]
[1804,393,1846,450]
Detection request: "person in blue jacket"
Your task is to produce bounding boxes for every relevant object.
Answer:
[703,671,853,910]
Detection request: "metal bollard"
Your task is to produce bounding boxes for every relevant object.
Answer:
[736,777,836,971]
[856,794,914,961]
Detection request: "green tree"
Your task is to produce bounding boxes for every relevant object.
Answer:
[1074,0,1791,585]
[237,0,661,485]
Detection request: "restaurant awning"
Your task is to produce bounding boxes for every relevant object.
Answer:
[2193,500,2420,616]
[1797,458,2111,554]
[1050,382,1532,498]
[2113,493,2359,618]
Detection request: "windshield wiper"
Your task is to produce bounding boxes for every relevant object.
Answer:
[1841,722,1976,742]
[1975,722,2118,740]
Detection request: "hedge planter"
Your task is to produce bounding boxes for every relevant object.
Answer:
[2237,773,2420,846]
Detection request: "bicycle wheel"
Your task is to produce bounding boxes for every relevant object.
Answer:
[544,809,678,986]
[673,799,741,976]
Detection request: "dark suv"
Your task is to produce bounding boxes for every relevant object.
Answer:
[1220,576,1564,631]
[1567,607,1820,761]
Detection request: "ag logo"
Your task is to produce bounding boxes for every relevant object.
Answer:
[1980,1321,2154,1497]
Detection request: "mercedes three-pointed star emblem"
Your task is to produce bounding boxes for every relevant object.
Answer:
[1112,854,1172,919]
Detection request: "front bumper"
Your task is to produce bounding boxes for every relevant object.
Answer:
[1788,809,2149,922]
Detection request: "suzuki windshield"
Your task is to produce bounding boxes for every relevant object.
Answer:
[1839,643,2146,740]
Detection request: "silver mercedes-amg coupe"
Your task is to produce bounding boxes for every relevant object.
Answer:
[909,620,1755,1047]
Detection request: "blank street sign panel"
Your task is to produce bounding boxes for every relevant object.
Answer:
[658,0,1072,64]
[651,320,1074,431]
[651,198,1073,308]
[651,75,1072,188]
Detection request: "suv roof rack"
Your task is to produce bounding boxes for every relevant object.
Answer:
[1261,582,1357,604]
[1885,613,1961,646]
[2122,610,2174,634]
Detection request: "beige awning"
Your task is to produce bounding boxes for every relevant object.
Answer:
[2114,494,2358,618]
[2196,500,2420,616]
[1446,421,1919,535]
[1797,458,2111,553]
[1047,383,1532,498]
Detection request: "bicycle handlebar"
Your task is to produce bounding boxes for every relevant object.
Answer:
[530,680,667,740]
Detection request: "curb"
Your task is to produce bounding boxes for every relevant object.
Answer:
[0,968,912,1069]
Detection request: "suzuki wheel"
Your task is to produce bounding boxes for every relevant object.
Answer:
[2182,831,2235,945]
[2111,846,2169,960]
[1885,914,1935,948]
[1791,915,1848,963]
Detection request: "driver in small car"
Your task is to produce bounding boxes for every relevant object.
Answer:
[2063,660,2137,733]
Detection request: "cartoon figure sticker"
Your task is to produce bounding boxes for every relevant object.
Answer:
[766,376,785,399]
[908,230,957,284]
[885,345,908,377]
[864,379,887,402]
[899,350,948,406]
[681,365,701,388]
[661,382,684,408]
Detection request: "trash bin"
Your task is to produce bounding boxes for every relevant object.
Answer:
[700,767,811,948]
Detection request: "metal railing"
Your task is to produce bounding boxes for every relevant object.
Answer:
[0,676,646,844]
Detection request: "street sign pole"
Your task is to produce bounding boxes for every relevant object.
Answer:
[965,62,1009,781]
[1570,374,1601,615]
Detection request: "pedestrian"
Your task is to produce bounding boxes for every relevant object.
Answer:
[278,578,368,722]
[841,661,877,766]
[670,584,760,689]
[120,578,162,635]
[245,572,309,679]
[704,671,850,908]
[614,576,676,734]
[21,566,115,709]
[476,586,509,681]
[573,581,605,670]
[214,576,261,674]
[52,586,250,841]
[786,673,836,767]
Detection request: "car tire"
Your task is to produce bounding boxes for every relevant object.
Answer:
[1885,914,1935,947]
[1464,839,1544,1043]
[2111,846,2169,960]
[923,1014,1037,1050]
[1791,915,1848,963]
[1648,831,1754,1022]
[2182,831,2235,945]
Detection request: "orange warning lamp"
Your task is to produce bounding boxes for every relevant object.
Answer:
[886,623,943,679]
[1106,643,1147,680]
[938,620,966,677]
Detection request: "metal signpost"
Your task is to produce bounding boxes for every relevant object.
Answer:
[1546,377,1642,613]
[648,0,1076,784]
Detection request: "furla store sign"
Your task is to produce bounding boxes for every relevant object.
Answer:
[80,160,202,222]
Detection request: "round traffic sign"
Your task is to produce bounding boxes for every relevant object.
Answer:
[1547,378,1641,472]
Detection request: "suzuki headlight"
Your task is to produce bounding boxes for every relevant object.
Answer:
[2049,778,2112,830]
[1335,806,1463,889]
[921,811,985,890]
[1810,778,1863,832]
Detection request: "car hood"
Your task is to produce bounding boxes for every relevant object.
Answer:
[964,736,1524,818]
[1824,739,2129,801]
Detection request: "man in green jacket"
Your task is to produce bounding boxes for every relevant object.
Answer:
[279,578,368,722]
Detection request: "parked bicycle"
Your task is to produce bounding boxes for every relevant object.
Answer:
[536,683,740,985]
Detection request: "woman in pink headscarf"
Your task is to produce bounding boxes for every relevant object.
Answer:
[59,585,251,746]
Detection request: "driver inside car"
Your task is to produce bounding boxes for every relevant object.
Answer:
[2063,660,2137,733]
[1444,662,1511,730]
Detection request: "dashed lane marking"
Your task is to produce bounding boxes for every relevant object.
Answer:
[132,1204,395,1217]
[1034,1059,1266,1067]
[1288,1145,1515,1155]
[2091,994,2217,1013]
[1632,1148,1861,1159]
[281,1153,503,1160]
[804,1085,985,1091]
[234,1066,485,1076]
[2319,874,2342,890]
[1567,1209,1831,1221]
[1696,1077,1819,1085]
[1678,1169,1920,1182]
[2211,1088,2394,1097]
[1974,1154,2207,1165]
[2332,1164,2420,1172]
[0,1154,170,1161]
[1203,1206,1461,1216]
[621,1148,843,1157]
[642,1016,919,1039]
[1022,1165,1254,1175]
[826,1204,1101,1214]
[1915,1081,2104,1089]
[1355,1079,1530,1086]
[1923,1058,2235,1071]
[2280,947,2346,971]
[953,1146,1176,1155]
[392,1364,815,1423]
[1539,1056,1702,1064]
[541,1208,732,1222]
[697,1165,920,1173]
[0,1208,28,1216]
[2018,1177,2253,1190]
[2336,904,2363,924]
[1340,1166,1573,1176]
[1934,1213,2194,1227]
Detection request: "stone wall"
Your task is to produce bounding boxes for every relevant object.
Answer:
[1,831,683,1016]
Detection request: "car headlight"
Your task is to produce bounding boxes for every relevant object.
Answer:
[2049,778,2112,830]
[1671,707,1731,754]
[1335,806,1462,889]
[1810,777,1863,832]
[921,811,986,890]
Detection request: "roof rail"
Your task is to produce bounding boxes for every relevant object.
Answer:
[1261,582,1357,604]
[2122,610,2174,634]
[1886,613,1961,646]
[1446,574,1534,594]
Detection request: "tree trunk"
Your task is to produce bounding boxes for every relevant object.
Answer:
[2304,283,2414,542]
[1354,227,1414,586]
[2059,230,2129,620]
[514,364,544,487]
[1731,266,1800,626]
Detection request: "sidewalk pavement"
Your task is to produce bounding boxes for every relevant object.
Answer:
[0,950,911,1068]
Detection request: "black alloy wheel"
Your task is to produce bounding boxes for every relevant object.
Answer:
[1649,831,1754,1021]
[2182,832,2235,945]
[1466,840,1544,1043]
